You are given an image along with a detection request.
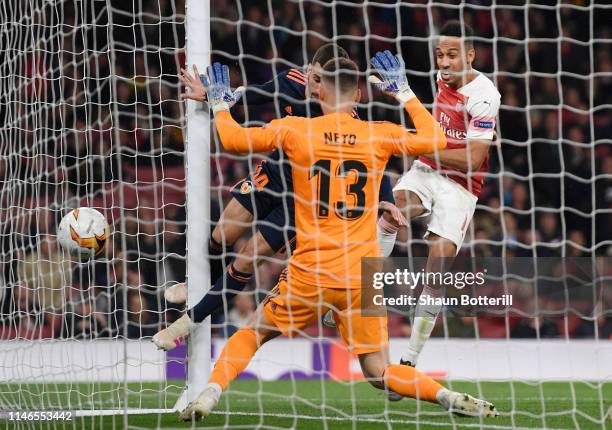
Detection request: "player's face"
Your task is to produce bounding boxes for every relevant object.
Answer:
[318,80,331,106]
[307,62,323,99]
[436,36,475,87]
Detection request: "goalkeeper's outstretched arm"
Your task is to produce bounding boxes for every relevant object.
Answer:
[370,50,446,156]
[180,64,297,106]
[392,98,447,156]
[200,62,291,153]
[214,112,289,154]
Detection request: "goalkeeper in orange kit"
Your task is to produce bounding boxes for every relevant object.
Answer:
[176,52,499,421]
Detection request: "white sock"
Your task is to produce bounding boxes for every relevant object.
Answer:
[403,285,443,365]
[435,388,453,410]
[377,216,398,257]
[207,382,222,397]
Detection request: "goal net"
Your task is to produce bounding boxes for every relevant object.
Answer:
[0,0,186,420]
[1,0,610,429]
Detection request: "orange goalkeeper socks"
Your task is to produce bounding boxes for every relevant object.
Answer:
[209,328,259,391]
[384,364,444,403]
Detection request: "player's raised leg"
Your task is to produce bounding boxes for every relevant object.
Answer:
[386,167,478,402]
[385,187,444,401]
[164,197,254,303]
[187,229,272,321]
[153,230,275,351]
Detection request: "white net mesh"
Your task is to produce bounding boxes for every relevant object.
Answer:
[1,0,610,428]
[0,0,186,420]
[205,1,611,429]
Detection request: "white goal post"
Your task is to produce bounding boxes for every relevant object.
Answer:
[177,0,212,412]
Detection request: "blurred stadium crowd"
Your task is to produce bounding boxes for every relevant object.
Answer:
[0,0,610,342]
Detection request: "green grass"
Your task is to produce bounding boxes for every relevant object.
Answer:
[1,380,610,429]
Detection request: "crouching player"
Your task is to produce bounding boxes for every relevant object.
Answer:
[173,53,498,421]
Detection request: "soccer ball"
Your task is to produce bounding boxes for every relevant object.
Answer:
[57,207,110,261]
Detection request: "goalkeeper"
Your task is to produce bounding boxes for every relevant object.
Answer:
[155,44,404,350]
[166,53,498,421]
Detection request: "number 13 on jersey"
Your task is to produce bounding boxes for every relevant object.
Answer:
[309,159,369,221]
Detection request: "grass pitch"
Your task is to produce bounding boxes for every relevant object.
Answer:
[1,380,610,429]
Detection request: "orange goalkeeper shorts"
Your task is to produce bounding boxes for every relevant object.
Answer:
[262,278,388,355]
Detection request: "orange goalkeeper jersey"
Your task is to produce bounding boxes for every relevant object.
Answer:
[215,98,446,289]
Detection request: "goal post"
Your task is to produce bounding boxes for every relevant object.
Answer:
[178,0,212,411]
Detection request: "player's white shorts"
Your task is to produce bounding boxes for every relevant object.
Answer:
[393,160,478,253]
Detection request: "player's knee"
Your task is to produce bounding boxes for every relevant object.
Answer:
[211,226,224,246]
[211,220,237,247]
[233,252,255,274]
[254,234,276,258]
[359,354,387,390]
[213,198,254,246]
[252,327,279,346]
[233,234,276,273]
[362,365,385,390]
[428,236,457,258]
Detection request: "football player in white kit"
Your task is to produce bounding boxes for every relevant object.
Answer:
[388,20,501,398]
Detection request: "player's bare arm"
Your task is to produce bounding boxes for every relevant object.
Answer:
[420,138,491,171]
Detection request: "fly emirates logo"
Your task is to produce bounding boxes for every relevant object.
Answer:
[439,111,467,140]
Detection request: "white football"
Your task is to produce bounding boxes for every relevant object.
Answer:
[57,207,110,262]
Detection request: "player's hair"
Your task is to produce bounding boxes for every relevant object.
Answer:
[439,20,475,49]
[321,57,359,94]
[312,43,349,67]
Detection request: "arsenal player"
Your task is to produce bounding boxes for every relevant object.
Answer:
[390,20,501,393]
